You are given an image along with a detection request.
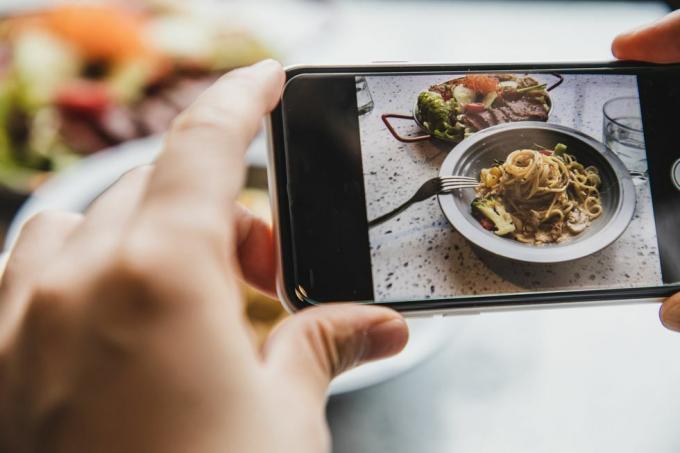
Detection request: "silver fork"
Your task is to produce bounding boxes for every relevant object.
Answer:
[368,176,479,228]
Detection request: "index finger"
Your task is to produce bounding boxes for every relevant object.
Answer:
[141,59,284,237]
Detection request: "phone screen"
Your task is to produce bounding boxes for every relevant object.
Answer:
[275,64,680,310]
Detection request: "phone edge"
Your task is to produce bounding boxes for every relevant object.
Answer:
[267,61,679,315]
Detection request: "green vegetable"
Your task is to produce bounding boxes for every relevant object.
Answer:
[553,143,567,156]
[415,91,463,142]
[516,83,547,94]
[472,197,516,236]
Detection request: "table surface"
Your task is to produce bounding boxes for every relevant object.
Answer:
[295,1,680,452]
[328,304,680,453]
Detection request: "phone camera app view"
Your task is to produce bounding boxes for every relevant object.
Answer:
[357,72,664,302]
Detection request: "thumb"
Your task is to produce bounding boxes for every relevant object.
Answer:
[660,292,680,332]
[612,10,680,63]
[263,305,409,400]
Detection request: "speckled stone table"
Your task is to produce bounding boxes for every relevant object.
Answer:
[359,74,661,302]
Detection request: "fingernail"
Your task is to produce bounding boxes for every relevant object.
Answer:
[362,317,409,361]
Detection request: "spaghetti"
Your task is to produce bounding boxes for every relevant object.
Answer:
[474,144,602,244]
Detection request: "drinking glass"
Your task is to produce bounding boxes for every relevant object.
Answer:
[356,76,374,115]
[603,96,647,179]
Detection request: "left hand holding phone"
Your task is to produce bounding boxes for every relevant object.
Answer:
[0,59,408,453]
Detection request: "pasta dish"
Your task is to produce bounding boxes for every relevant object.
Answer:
[472,144,602,244]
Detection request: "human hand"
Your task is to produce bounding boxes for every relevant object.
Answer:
[612,12,680,331]
[612,10,680,63]
[0,60,409,453]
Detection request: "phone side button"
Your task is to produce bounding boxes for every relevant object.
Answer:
[672,158,680,191]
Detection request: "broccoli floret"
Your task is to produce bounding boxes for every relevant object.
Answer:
[471,197,516,236]
[415,91,463,142]
[553,143,567,156]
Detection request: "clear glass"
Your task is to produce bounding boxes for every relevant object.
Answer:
[355,76,374,115]
[603,96,647,179]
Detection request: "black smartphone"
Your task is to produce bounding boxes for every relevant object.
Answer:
[267,62,680,315]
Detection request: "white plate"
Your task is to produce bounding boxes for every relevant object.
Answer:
[5,135,456,395]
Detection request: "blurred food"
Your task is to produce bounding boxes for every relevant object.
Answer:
[0,2,270,192]
[238,188,286,346]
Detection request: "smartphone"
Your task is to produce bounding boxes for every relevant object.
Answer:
[266,62,680,315]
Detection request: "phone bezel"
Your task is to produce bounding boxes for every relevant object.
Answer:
[267,61,680,314]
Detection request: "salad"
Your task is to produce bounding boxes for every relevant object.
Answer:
[0,2,270,192]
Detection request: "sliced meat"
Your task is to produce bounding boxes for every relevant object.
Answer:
[478,110,497,127]
[505,98,549,121]
[464,108,508,131]
[464,111,490,131]
[498,105,526,121]
[488,107,510,124]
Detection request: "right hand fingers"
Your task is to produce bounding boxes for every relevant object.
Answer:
[612,10,680,63]
[660,292,680,332]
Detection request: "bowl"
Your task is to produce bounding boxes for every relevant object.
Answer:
[438,122,636,264]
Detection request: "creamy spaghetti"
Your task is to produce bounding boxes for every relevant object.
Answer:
[474,145,602,244]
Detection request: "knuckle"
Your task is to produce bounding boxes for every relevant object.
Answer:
[107,224,192,292]
[20,211,68,236]
[298,316,342,377]
[25,277,73,329]
[110,234,165,284]
[14,211,82,251]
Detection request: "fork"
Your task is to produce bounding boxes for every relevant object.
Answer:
[368,176,479,228]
